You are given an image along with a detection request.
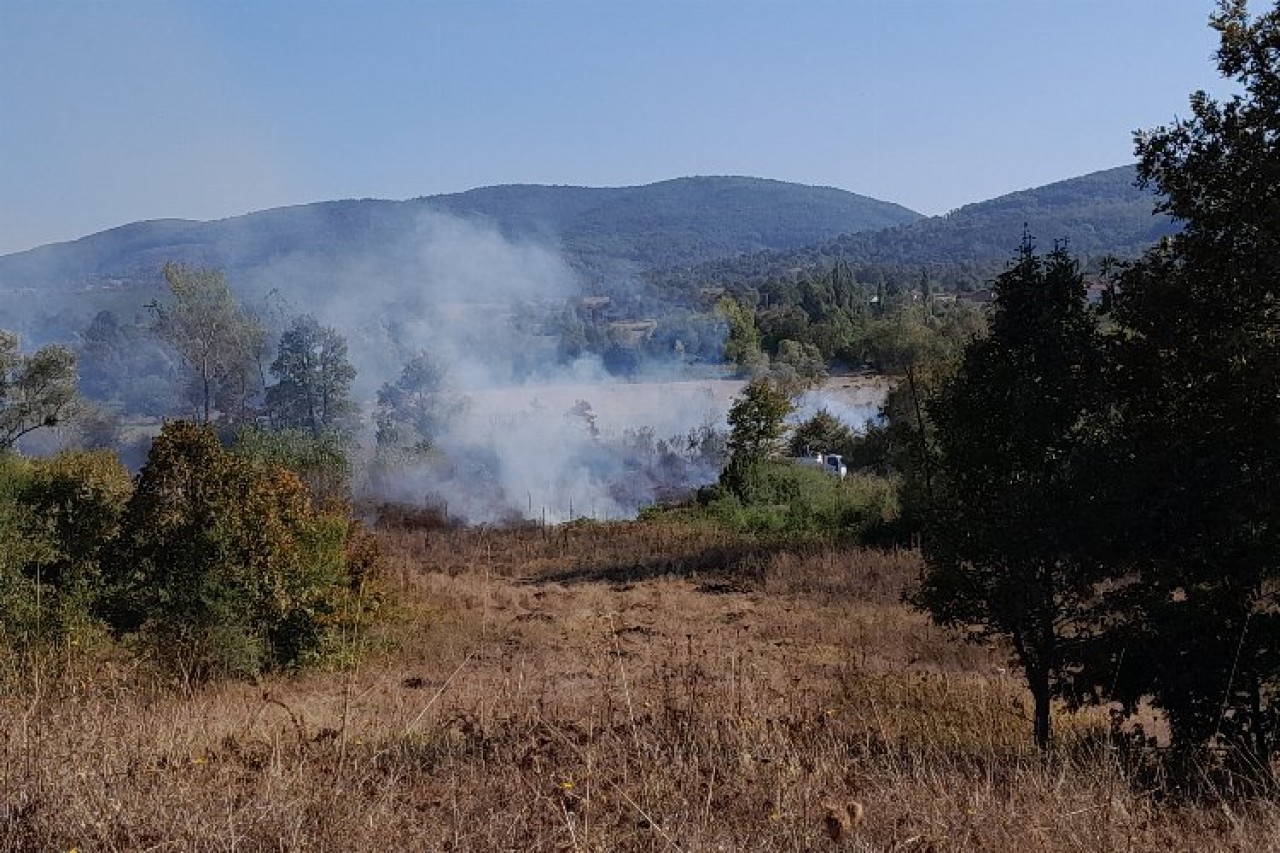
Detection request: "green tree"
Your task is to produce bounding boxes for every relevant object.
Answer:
[77,310,179,415]
[265,315,358,438]
[718,296,766,374]
[721,378,794,498]
[916,240,1107,749]
[21,450,132,594]
[150,263,265,425]
[1099,0,1280,772]
[0,330,79,451]
[772,339,827,393]
[375,351,466,452]
[788,408,856,459]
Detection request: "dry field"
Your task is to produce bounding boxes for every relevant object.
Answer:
[4,521,1279,851]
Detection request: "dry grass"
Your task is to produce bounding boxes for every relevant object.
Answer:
[4,521,1280,851]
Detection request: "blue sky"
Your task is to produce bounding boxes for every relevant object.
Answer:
[0,0,1234,254]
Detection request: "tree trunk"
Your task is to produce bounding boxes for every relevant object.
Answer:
[1249,672,1273,788]
[905,364,933,502]
[1030,671,1052,751]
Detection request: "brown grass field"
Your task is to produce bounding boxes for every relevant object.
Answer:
[4,520,1279,851]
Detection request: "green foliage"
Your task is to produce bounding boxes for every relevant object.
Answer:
[1094,0,1280,772]
[150,263,266,425]
[21,450,132,594]
[76,310,180,416]
[686,462,896,540]
[788,408,857,459]
[375,351,467,453]
[232,424,352,509]
[717,297,766,374]
[0,451,130,658]
[917,239,1107,749]
[265,314,358,438]
[0,330,80,451]
[771,339,827,393]
[0,455,52,652]
[722,378,793,497]
[102,422,365,682]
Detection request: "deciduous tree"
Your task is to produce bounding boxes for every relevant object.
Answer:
[103,421,359,681]
[0,330,79,451]
[721,377,793,498]
[1099,0,1280,773]
[265,315,358,438]
[375,351,466,453]
[150,263,265,425]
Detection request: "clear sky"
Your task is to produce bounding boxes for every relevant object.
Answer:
[0,0,1237,255]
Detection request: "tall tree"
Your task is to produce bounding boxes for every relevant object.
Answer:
[265,315,358,438]
[1100,0,1280,772]
[0,330,79,451]
[150,263,265,425]
[917,239,1107,749]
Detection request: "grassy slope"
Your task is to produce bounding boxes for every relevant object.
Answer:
[3,521,1274,850]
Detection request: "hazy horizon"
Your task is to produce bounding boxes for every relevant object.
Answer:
[2,0,1236,255]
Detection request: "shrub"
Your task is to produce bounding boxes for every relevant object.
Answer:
[683,461,897,541]
[232,424,352,509]
[0,451,132,662]
[102,422,371,683]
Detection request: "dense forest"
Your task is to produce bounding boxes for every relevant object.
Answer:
[654,164,1175,294]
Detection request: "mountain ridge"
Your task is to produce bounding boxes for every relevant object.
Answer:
[0,176,922,291]
[659,165,1172,290]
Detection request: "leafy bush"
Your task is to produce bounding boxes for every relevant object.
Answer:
[232,424,352,509]
[102,422,373,683]
[0,451,132,662]
[689,461,897,540]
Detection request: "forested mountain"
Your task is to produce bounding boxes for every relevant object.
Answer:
[660,165,1174,291]
[0,177,921,295]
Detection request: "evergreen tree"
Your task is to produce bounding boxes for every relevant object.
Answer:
[917,239,1107,749]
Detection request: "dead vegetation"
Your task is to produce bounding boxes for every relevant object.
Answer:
[4,521,1279,850]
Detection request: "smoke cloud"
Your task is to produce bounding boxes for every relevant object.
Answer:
[235,209,753,522]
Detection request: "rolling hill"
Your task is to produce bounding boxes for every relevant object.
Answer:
[660,165,1175,290]
[0,177,922,295]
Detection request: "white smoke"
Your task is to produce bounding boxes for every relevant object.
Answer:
[239,209,745,523]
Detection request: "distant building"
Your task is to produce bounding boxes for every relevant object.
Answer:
[607,319,658,346]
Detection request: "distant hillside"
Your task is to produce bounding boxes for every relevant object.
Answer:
[662,165,1176,290]
[0,177,922,295]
